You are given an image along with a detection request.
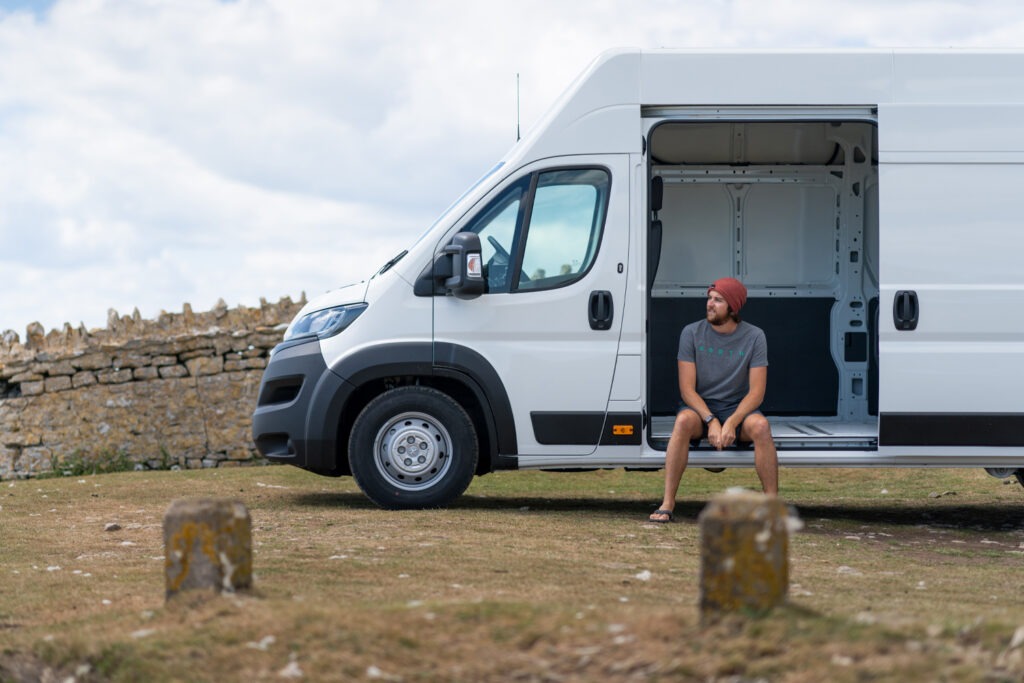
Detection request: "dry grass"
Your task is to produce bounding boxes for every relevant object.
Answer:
[2,466,1024,681]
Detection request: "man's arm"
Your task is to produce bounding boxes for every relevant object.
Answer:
[719,366,767,448]
[679,360,714,419]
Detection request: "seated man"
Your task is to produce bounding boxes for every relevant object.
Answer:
[649,278,778,523]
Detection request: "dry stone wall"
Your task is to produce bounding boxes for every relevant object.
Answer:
[0,296,306,479]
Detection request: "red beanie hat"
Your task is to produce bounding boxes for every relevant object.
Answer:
[708,277,747,314]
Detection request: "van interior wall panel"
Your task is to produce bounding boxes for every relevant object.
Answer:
[658,183,734,284]
[649,298,839,416]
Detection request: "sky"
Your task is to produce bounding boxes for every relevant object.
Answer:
[2,0,1024,336]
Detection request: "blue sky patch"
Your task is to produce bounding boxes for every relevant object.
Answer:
[0,0,57,17]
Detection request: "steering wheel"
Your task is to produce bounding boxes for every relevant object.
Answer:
[487,235,509,260]
[486,236,530,286]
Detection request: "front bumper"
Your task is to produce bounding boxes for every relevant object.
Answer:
[252,338,354,473]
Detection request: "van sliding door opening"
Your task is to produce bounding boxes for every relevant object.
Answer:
[644,118,879,451]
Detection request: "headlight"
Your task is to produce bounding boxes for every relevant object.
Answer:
[283,303,368,342]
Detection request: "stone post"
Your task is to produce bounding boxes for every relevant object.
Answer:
[163,498,252,600]
[698,489,790,617]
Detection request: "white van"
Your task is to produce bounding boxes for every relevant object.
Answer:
[253,49,1024,509]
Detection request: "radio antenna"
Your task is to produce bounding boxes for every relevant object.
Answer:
[516,72,520,142]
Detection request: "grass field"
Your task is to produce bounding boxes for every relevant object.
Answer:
[2,465,1024,681]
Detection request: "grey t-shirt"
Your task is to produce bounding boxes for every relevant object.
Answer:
[677,320,768,404]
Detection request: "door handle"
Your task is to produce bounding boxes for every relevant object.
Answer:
[589,290,613,331]
[893,290,919,331]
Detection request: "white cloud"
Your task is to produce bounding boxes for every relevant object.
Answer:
[1,0,1023,334]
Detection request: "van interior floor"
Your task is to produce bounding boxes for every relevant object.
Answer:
[649,416,878,450]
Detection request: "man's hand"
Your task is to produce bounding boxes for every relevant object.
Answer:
[708,419,724,450]
[719,418,737,449]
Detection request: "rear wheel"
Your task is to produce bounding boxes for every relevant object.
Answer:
[985,468,1024,489]
[349,386,478,509]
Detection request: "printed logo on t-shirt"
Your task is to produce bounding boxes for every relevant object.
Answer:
[698,345,745,358]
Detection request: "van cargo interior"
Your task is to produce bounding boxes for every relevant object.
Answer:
[646,120,879,450]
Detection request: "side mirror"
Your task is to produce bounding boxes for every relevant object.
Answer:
[412,232,484,299]
[443,232,484,300]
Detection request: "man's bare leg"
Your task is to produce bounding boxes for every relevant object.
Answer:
[741,414,778,495]
[650,410,704,521]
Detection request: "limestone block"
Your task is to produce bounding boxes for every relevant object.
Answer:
[214,338,234,356]
[698,490,790,616]
[212,298,228,318]
[251,333,282,349]
[218,460,240,467]
[73,372,97,388]
[44,376,72,393]
[178,337,217,354]
[223,360,244,372]
[0,424,40,447]
[47,361,76,376]
[25,322,45,349]
[159,365,189,379]
[16,446,52,474]
[186,356,223,377]
[11,372,43,383]
[201,457,219,468]
[97,369,133,384]
[180,348,215,361]
[72,353,112,371]
[242,357,266,370]
[163,498,252,599]
[152,355,177,366]
[0,444,15,478]
[133,367,160,380]
[186,458,203,469]
[0,362,26,380]
[110,353,145,369]
[242,348,263,358]
[21,382,43,396]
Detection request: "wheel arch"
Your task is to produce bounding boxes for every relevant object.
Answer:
[329,342,518,476]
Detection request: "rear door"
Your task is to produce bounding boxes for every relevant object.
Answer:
[433,155,630,455]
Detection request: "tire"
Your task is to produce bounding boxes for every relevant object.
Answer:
[348,386,478,509]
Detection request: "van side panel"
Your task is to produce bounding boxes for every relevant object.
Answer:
[878,97,1024,450]
[891,53,1024,105]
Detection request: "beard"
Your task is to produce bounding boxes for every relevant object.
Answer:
[706,308,731,325]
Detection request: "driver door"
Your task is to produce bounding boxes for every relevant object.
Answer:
[433,156,630,455]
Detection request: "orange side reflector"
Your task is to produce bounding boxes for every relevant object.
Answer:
[612,425,634,436]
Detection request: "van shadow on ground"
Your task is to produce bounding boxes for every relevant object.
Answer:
[286,491,1024,532]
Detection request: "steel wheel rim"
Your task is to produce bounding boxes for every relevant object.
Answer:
[373,411,454,491]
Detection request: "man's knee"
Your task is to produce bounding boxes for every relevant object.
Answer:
[674,409,702,437]
[743,414,772,441]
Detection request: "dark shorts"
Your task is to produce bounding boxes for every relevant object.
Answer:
[678,398,762,446]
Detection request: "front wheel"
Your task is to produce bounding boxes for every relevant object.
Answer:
[348,386,478,509]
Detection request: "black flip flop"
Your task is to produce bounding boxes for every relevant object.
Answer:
[648,509,675,523]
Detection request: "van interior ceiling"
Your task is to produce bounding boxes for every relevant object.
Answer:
[646,120,880,451]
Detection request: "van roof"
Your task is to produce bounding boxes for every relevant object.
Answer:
[509,48,1024,162]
